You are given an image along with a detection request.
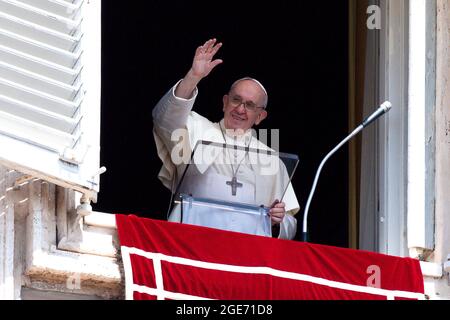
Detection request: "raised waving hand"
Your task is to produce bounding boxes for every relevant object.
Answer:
[175,38,223,99]
[190,38,223,79]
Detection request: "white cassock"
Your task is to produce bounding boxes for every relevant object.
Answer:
[152,80,300,239]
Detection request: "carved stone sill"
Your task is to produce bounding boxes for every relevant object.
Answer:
[22,182,124,298]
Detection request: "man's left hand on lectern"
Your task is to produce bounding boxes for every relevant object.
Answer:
[269,200,285,226]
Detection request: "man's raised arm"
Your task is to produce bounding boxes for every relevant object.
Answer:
[152,39,223,131]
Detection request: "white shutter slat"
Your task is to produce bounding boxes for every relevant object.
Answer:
[60,0,83,5]
[18,0,83,18]
[0,44,80,84]
[0,94,80,133]
[0,0,80,35]
[0,28,80,67]
[0,110,77,151]
[0,11,81,51]
[0,77,80,116]
[0,60,82,99]
[0,0,100,198]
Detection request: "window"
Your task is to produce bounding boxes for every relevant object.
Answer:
[359,0,436,257]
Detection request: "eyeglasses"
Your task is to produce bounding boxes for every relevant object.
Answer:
[229,95,264,112]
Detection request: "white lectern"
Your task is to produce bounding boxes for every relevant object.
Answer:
[169,140,299,237]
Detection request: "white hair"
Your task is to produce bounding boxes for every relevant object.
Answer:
[229,77,268,108]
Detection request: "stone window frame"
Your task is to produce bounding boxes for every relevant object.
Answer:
[1,171,123,299]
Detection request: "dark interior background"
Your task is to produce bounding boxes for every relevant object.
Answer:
[95,0,349,247]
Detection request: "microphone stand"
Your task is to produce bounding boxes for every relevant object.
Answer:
[302,102,392,242]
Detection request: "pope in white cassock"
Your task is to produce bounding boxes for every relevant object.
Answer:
[152,39,299,239]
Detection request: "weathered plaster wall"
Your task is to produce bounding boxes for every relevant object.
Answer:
[435,0,450,263]
[432,0,450,297]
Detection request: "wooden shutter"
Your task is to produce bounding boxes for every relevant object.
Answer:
[0,0,101,200]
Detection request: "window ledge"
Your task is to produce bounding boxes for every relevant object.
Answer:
[23,183,123,298]
[25,245,123,299]
[84,211,117,229]
[444,255,450,274]
[420,261,443,278]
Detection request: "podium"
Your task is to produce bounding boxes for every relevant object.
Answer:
[169,140,299,237]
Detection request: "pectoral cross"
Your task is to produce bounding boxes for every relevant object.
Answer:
[226,176,243,196]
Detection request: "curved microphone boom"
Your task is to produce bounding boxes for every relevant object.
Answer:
[301,101,392,242]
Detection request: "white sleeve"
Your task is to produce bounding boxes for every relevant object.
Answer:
[152,79,199,133]
[278,213,297,240]
[152,80,198,190]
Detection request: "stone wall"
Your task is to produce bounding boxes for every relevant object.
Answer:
[0,165,124,299]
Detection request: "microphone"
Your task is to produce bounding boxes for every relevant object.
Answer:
[301,101,392,242]
[362,101,392,128]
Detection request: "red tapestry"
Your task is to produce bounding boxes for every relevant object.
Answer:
[115,214,424,300]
